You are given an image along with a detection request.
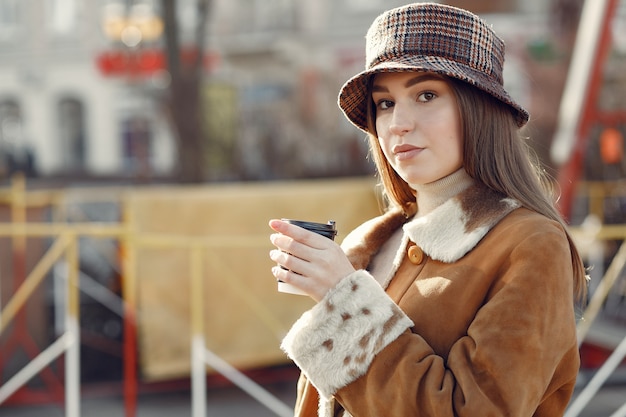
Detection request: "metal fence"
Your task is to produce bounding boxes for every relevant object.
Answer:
[0,173,291,417]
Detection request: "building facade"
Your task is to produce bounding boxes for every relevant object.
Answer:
[0,0,551,181]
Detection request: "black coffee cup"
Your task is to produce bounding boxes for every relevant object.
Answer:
[282,219,337,241]
[277,219,337,295]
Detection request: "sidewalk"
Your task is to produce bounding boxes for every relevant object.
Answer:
[0,379,297,417]
[1,373,625,416]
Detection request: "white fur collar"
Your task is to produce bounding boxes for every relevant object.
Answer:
[404,187,520,263]
[342,184,520,287]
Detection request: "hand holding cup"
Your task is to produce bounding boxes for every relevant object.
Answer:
[269,219,355,301]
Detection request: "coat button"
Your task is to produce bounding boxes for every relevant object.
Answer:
[407,244,424,265]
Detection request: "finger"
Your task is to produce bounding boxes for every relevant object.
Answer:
[271,266,319,299]
[269,233,305,259]
[269,231,323,261]
[269,249,312,275]
[272,236,327,271]
[269,219,329,249]
[268,218,286,233]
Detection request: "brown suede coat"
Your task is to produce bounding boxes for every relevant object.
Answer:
[281,184,580,417]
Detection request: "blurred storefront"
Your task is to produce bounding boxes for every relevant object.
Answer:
[0,0,556,182]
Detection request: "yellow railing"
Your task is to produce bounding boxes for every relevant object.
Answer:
[0,173,291,417]
[576,180,626,224]
[1,174,625,417]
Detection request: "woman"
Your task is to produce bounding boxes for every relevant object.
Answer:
[269,3,587,416]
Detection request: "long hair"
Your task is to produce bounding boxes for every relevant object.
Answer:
[364,74,587,303]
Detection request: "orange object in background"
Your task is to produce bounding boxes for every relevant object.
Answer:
[599,127,624,164]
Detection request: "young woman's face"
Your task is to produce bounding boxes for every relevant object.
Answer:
[372,72,464,186]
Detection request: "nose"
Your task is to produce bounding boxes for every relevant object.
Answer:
[388,103,414,135]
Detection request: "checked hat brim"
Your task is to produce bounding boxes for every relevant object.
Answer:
[338,57,530,134]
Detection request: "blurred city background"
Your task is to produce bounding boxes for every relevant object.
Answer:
[0,0,625,416]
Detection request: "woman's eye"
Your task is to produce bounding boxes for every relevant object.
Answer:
[377,100,394,110]
[418,91,436,102]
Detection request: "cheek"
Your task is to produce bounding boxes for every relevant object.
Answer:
[456,127,465,161]
[454,135,464,160]
[375,119,393,159]
[443,109,464,161]
[443,135,464,169]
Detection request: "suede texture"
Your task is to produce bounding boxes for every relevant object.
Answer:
[283,184,579,417]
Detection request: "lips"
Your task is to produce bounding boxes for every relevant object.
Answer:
[392,144,423,160]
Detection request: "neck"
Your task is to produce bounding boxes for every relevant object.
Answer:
[412,169,474,216]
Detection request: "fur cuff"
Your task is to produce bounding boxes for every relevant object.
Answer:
[281,271,413,399]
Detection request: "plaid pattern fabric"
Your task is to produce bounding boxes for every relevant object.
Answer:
[338,3,530,132]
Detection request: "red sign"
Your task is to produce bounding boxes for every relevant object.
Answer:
[96,48,219,77]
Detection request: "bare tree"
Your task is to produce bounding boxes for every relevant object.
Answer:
[161,0,211,182]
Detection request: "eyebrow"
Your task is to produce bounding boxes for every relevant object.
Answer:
[371,73,446,93]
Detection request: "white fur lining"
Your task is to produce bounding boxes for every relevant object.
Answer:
[404,197,520,263]
[280,271,413,401]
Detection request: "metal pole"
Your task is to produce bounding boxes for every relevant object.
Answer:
[202,348,292,417]
[190,245,207,417]
[576,240,626,345]
[194,247,292,416]
[565,333,626,417]
[551,0,609,166]
[0,332,73,404]
[121,197,138,417]
[65,235,80,417]
[0,234,71,333]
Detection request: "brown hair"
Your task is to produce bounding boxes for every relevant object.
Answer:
[364,74,587,303]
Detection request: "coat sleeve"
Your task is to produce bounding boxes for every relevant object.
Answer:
[280,270,414,399]
[281,220,580,417]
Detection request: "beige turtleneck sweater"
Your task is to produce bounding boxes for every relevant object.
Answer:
[411,168,475,217]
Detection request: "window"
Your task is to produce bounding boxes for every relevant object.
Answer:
[46,0,78,36]
[0,99,36,176]
[58,97,86,171]
[122,116,152,176]
[0,0,19,39]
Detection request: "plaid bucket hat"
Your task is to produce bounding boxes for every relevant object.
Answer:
[338,2,530,132]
